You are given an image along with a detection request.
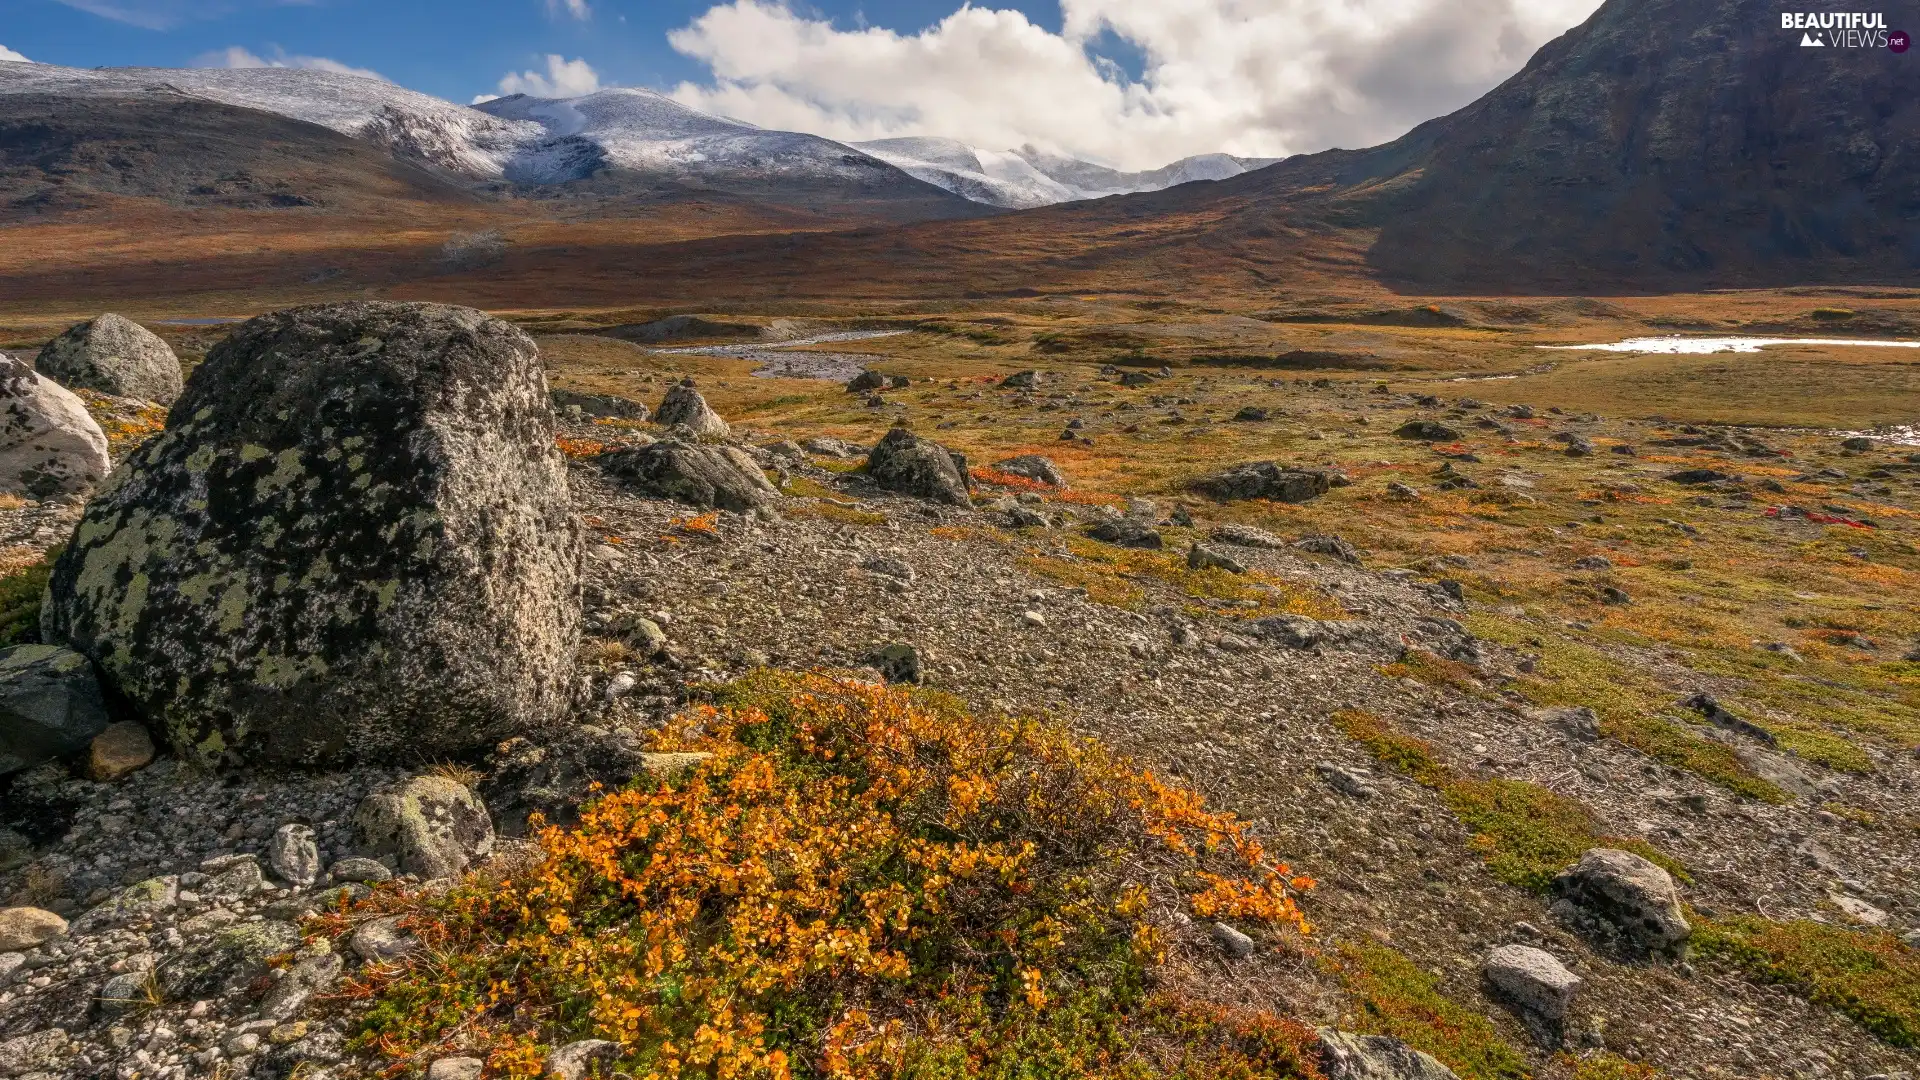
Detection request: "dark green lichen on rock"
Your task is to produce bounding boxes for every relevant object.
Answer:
[41,301,582,767]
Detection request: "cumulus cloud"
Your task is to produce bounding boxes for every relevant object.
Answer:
[476,54,602,102]
[546,0,591,20]
[667,0,1604,170]
[194,45,387,81]
[0,45,32,63]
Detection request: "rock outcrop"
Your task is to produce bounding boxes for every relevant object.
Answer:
[0,644,112,777]
[34,313,184,404]
[1191,461,1336,503]
[41,302,581,766]
[866,426,972,506]
[596,438,779,511]
[0,355,112,500]
[654,378,730,437]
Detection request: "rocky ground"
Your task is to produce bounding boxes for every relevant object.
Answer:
[2,359,1918,1080]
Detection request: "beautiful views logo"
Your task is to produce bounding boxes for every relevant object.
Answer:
[1782,11,1897,47]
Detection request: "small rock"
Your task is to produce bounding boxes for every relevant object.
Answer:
[1830,893,1889,926]
[597,438,779,511]
[991,454,1066,487]
[1021,610,1048,628]
[1537,707,1601,742]
[428,1058,487,1080]
[270,824,322,888]
[1386,480,1421,499]
[0,906,67,952]
[1571,556,1612,571]
[864,643,922,685]
[1088,518,1162,549]
[1000,370,1041,390]
[95,971,152,1017]
[546,1038,620,1080]
[1294,534,1361,564]
[1233,406,1270,422]
[82,720,155,782]
[259,949,343,1021]
[1484,944,1581,1023]
[326,857,393,884]
[1551,848,1690,956]
[860,554,915,581]
[1317,1029,1461,1080]
[1191,461,1335,504]
[1187,543,1245,573]
[846,370,886,393]
[1840,436,1875,451]
[351,916,421,963]
[654,378,730,438]
[1394,419,1462,441]
[354,775,495,881]
[1315,763,1378,799]
[1210,523,1286,549]
[1210,922,1256,959]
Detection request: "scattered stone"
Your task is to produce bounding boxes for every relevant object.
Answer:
[1294,534,1361,564]
[1550,849,1690,956]
[259,948,343,1020]
[1537,707,1601,741]
[72,875,179,933]
[864,643,922,685]
[1665,468,1734,485]
[1315,762,1378,799]
[1506,404,1536,419]
[550,388,648,421]
[1187,542,1245,573]
[1233,406,1270,422]
[1191,461,1335,503]
[83,720,156,782]
[1022,609,1048,628]
[1001,370,1040,390]
[427,1058,487,1080]
[1210,921,1256,959]
[1571,556,1612,571]
[1119,371,1154,388]
[327,857,393,884]
[1840,436,1875,451]
[1679,692,1777,746]
[1317,1029,1462,1080]
[350,915,421,963]
[846,370,886,393]
[992,454,1066,487]
[1386,481,1421,499]
[0,1029,70,1075]
[1088,518,1163,549]
[547,1039,620,1080]
[0,354,112,499]
[354,775,496,880]
[860,554,915,581]
[1210,523,1287,549]
[0,644,112,777]
[1830,893,1888,926]
[0,905,67,951]
[655,378,730,437]
[597,438,780,511]
[1394,420,1462,441]
[270,823,322,888]
[1484,944,1581,1023]
[867,426,972,506]
[159,918,301,998]
[35,313,184,403]
[42,302,581,767]
[801,436,863,458]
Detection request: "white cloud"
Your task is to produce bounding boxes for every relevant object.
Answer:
[55,0,320,31]
[546,0,591,20]
[0,45,32,64]
[666,0,1605,170]
[194,45,387,82]
[479,54,602,101]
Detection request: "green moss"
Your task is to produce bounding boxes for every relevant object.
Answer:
[1693,917,1920,1047]
[0,547,61,647]
[1333,710,1685,892]
[1328,943,1531,1080]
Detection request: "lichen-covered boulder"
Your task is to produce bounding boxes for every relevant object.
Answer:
[866,426,972,506]
[1191,461,1338,503]
[41,302,581,766]
[0,356,111,500]
[596,438,779,511]
[654,378,729,438]
[1551,847,1691,956]
[0,644,112,777]
[35,314,184,404]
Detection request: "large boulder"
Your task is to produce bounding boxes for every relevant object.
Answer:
[654,378,729,438]
[0,356,112,500]
[1191,461,1336,503]
[0,644,112,777]
[866,426,972,506]
[596,438,778,511]
[34,313,184,404]
[1550,847,1691,956]
[41,302,581,767]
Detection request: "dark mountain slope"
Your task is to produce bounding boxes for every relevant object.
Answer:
[0,92,484,220]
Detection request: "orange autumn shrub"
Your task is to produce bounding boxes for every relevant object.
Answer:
[339,673,1316,1080]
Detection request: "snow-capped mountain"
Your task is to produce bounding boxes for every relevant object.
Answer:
[854,137,1279,209]
[0,62,1271,210]
[471,89,901,187]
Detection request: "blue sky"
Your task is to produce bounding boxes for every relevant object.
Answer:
[3,0,1068,102]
